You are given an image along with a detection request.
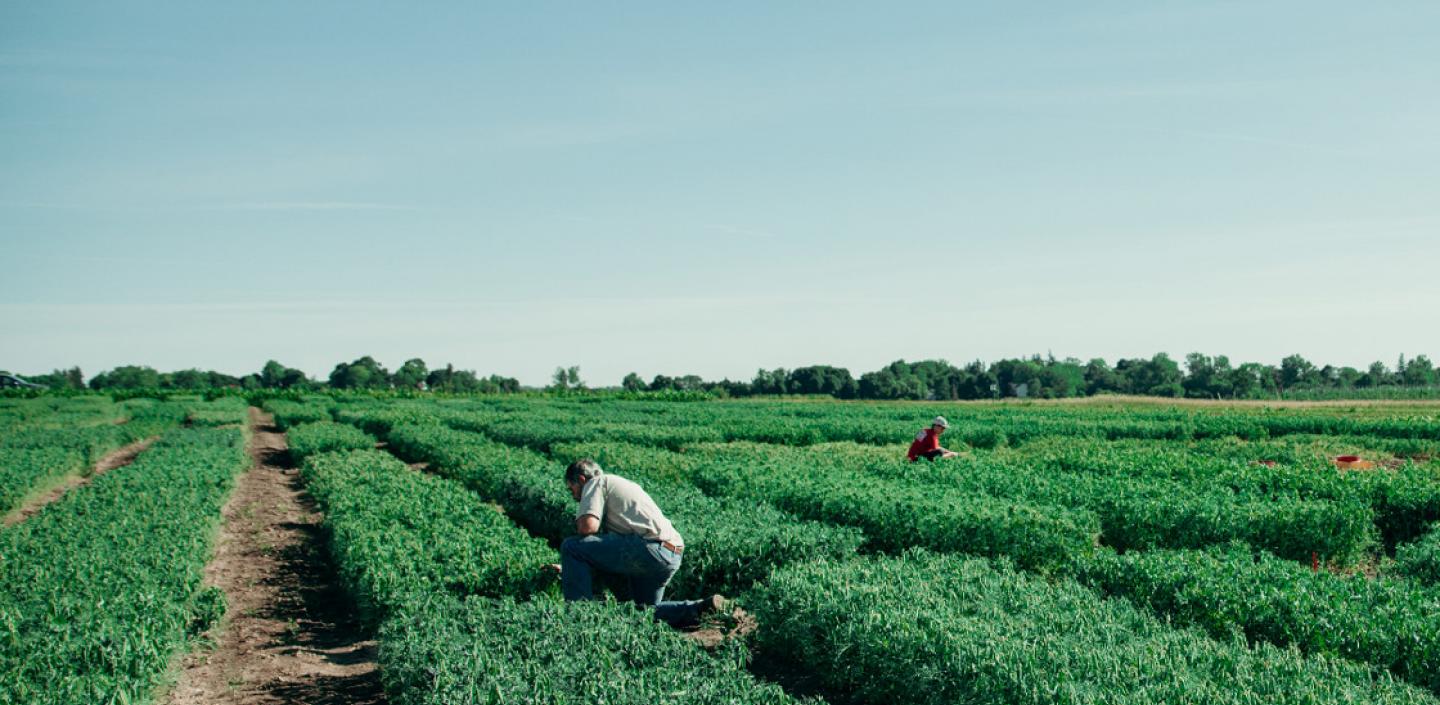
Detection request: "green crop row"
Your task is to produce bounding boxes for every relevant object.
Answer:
[299,449,556,625]
[347,402,1391,564]
[1069,543,1440,695]
[264,399,335,429]
[0,448,84,516]
[1,398,189,465]
[0,428,247,704]
[379,596,802,705]
[296,433,803,705]
[185,396,250,427]
[415,397,1440,449]
[420,411,1099,574]
[1,398,196,524]
[1015,437,1440,550]
[1394,527,1440,585]
[744,550,1439,705]
[286,421,376,463]
[689,455,1099,573]
[685,439,1376,564]
[382,422,864,598]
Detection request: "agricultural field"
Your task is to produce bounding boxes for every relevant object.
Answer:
[3,394,1440,703]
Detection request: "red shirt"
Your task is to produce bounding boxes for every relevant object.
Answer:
[907,428,940,462]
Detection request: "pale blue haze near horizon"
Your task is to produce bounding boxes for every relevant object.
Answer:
[2,2,1438,385]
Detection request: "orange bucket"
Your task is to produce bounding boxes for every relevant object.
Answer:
[1333,455,1376,470]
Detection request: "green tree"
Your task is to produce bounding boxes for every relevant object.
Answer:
[787,365,857,398]
[259,360,309,389]
[1183,353,1234,398]
[1228,363,1267,399]
[165,369,210,389]
[1357,361,1390,388]
[329,356,390,389]
[621,372,645,391]
[89,365,161,390]
[1401,355,1436,386]
[393,358,429,390]
[1279,354,1319,390]
[477,374,520,393]
[25,367,85,390]
[1116,354,1182,397]
[1083,359,1123,396]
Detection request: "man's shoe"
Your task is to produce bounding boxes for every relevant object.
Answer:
[697,594,728,616]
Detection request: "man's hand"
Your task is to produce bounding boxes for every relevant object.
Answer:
[541,563,562,575]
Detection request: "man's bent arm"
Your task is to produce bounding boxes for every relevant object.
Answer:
[576,514,600,536]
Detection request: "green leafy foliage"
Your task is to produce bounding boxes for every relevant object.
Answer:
[745,550,1438,705]
[383,423,864,597]
[691,456,1099,573]
[1070,543,1440,694]
[1393,526,1440,586]
[0,428,247,704]
[300,449,557,625]
[0,448,83,515]
[379,595,802,705]
[0,397,192,517]
[286,421,376,463]
[264,399,335,429]
[184,396,250,427]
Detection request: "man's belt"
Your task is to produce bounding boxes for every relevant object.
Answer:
[658,540,683,554]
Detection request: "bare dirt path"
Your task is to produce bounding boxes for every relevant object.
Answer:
[1,436,158,528]
[162,407,384,705]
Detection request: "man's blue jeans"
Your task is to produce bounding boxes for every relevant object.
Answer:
[560,533,703,628]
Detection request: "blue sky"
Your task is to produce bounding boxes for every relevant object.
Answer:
[3,2,1437,385]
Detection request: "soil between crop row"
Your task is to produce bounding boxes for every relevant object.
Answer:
[1,436,158,529]
[161,408,384,705]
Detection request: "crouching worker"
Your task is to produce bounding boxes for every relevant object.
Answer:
[558,458,722,628]
[907,415,959,462]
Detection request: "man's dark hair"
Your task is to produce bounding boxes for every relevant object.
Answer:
[564,458,604,484]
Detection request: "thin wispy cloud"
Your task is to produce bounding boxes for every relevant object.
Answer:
[0,201,420,212]
[219,201,420,212]
[1115,125,1384,160]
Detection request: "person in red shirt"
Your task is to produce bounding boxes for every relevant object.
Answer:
[907,416,958,462]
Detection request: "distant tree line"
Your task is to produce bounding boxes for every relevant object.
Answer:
[13,352,1438,400]
[623,352,1440,400]
[15,357,520,394]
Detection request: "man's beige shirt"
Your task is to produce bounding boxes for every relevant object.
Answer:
[576,474,684,548]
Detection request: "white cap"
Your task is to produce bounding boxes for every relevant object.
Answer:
[932,416,949,428]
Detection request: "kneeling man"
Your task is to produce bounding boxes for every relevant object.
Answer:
[559,458,721,628]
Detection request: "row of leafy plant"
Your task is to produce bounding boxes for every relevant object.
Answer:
[415,402,1430,561]
[566,439,1100,573]
[745,549,1439,705]
[291,431,802,704]
[380,596,802,705]
[413,396,1440,447]
[0,398,205,517]
[298,446,556,625]
[379,420,865,597]
[650,435,1375,565]
[1394,526,1440,585]
[0,427,248,704]
[1068,543,1440,695]
[1010,436,1440,550]
[322,398,1440,703]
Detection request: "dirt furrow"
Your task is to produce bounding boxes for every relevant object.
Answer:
[162,407,384,705]
[1,436,158,528]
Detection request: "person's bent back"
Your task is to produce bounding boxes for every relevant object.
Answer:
[907,415,958,462]
[558,458,720,628]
